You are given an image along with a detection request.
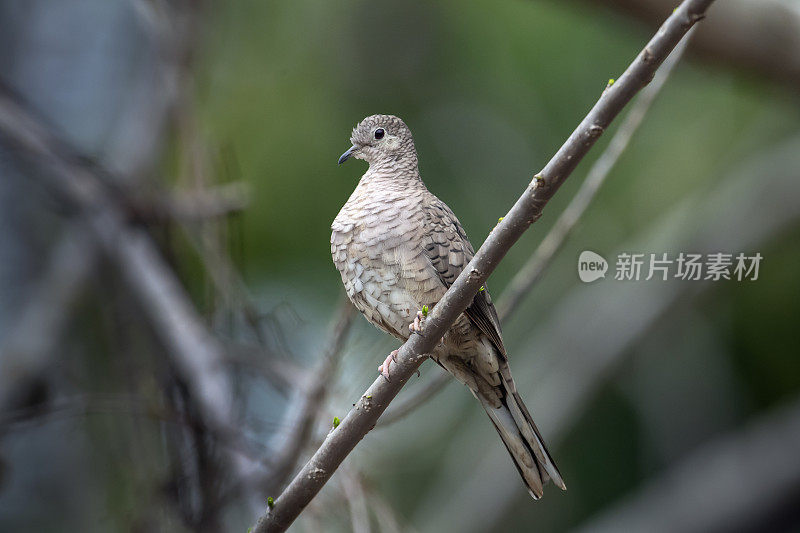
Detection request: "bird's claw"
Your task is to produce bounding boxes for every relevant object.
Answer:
[378,349,400,381]
[408,310,425,334]
[378,309,428,380]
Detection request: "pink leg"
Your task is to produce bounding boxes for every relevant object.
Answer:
[408,310,425,334]
[379,310,429,380]
[378,349,399,380]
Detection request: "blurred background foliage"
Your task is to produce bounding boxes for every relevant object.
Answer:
[1,0,799,532]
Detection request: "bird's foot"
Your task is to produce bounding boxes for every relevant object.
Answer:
[408,310,426,334]
[378,349,399,381]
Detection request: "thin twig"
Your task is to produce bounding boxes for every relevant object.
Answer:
[253,2,713,530]
[225,342,304,395]
[366,483,405,533]
[262,300,356,495]
[179,219,285,349]
[340,467,372,533]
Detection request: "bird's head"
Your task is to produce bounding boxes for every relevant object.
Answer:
[338,114,417,168]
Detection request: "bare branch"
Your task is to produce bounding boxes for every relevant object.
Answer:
[497,31,692,319]
[253,2,713,530]
[417,132,800,533]
[378,25,693,430]
[0,84,266,498]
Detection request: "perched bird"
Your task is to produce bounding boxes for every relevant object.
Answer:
[331,114,565,499]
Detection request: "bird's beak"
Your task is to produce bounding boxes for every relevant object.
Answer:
[338,145,357,165]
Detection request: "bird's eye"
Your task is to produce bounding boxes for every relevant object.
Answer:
[374,128,385,140]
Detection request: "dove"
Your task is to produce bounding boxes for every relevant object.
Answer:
[331,114,565,499]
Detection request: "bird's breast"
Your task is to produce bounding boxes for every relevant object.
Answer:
[331,185,435,338]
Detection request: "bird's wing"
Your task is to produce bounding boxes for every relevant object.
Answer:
[421,198,506,357]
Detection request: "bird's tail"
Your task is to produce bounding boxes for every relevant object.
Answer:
[480,382,566,499]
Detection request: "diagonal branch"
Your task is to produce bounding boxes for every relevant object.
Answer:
[378,29,693,428]
[253,1,714,530]
[497,29,693,320]
[414,132,800,533]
